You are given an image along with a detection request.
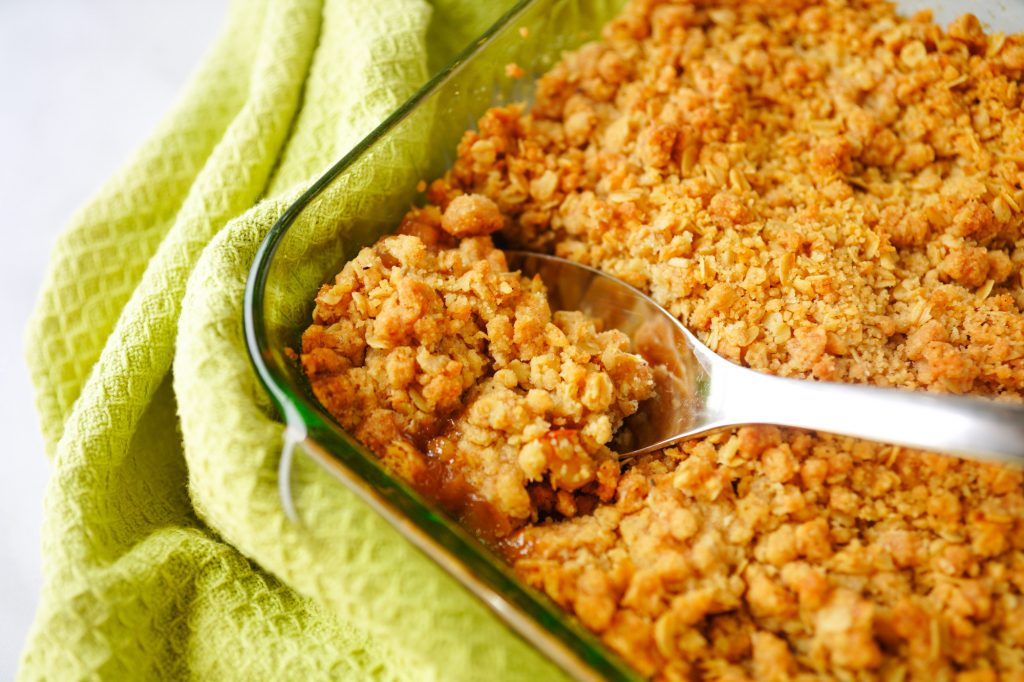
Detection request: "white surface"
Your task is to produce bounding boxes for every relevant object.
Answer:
[0,1,226,677]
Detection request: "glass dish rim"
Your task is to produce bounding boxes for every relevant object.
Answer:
[242,1,641,680]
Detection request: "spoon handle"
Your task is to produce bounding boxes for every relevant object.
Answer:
[717,364,1024,465]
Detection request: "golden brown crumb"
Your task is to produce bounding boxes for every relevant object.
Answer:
[440,193,505,237]
[301,232,653,535]
[505,62,525,79]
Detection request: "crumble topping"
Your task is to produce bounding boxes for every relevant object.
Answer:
[426,1,1024,397]
[302,197,654,536]
[304,0,1024,679]
[508,430,1024,680]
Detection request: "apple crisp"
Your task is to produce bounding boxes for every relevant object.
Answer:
[303,0,1024,679]
[302,199,655,537]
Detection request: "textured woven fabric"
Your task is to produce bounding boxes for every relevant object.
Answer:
[21,0,567,679]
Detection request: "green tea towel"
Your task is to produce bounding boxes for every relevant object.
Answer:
[20,0,568,679]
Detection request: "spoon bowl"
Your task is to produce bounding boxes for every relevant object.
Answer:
[507,251,1024,465]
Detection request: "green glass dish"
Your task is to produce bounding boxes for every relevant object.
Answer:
[243,1,1024,679]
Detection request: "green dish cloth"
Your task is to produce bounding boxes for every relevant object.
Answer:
[20,0,568,679]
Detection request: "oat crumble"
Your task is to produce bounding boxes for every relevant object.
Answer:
[303,1,1024,679]
[302,199,654,536]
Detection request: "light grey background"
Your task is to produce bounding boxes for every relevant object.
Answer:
[0,1,227,677]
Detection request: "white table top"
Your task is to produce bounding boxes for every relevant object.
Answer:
[0,1,226,677]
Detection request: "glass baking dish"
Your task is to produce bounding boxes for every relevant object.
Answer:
[243,1,1024,680]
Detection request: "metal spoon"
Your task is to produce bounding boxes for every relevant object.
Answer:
[507,251,1024,464]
